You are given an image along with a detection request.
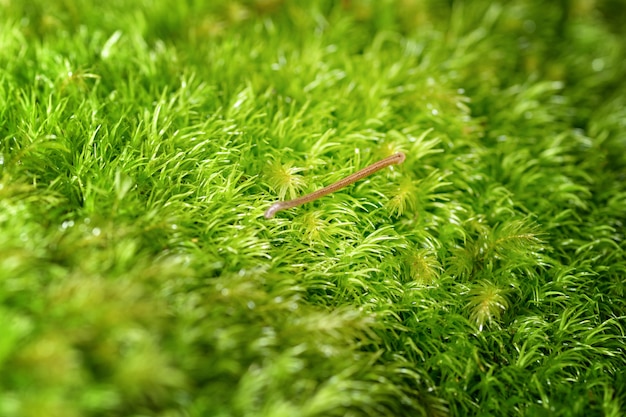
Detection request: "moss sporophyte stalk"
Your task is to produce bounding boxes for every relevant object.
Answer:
[264,152,406,218]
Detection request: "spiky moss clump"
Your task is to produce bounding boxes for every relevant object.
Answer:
[1,0,625,416]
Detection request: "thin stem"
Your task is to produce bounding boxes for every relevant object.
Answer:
[264,152,405,219]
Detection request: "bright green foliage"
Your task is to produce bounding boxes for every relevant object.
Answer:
[1,0,625,416]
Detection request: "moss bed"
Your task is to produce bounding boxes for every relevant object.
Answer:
[1,1,625,416]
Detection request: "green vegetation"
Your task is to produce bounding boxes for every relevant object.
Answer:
[1,0,625,416]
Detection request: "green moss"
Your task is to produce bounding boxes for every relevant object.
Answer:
[1,0,625,416]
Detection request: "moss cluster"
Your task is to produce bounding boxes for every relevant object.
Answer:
[1,1,625,416]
